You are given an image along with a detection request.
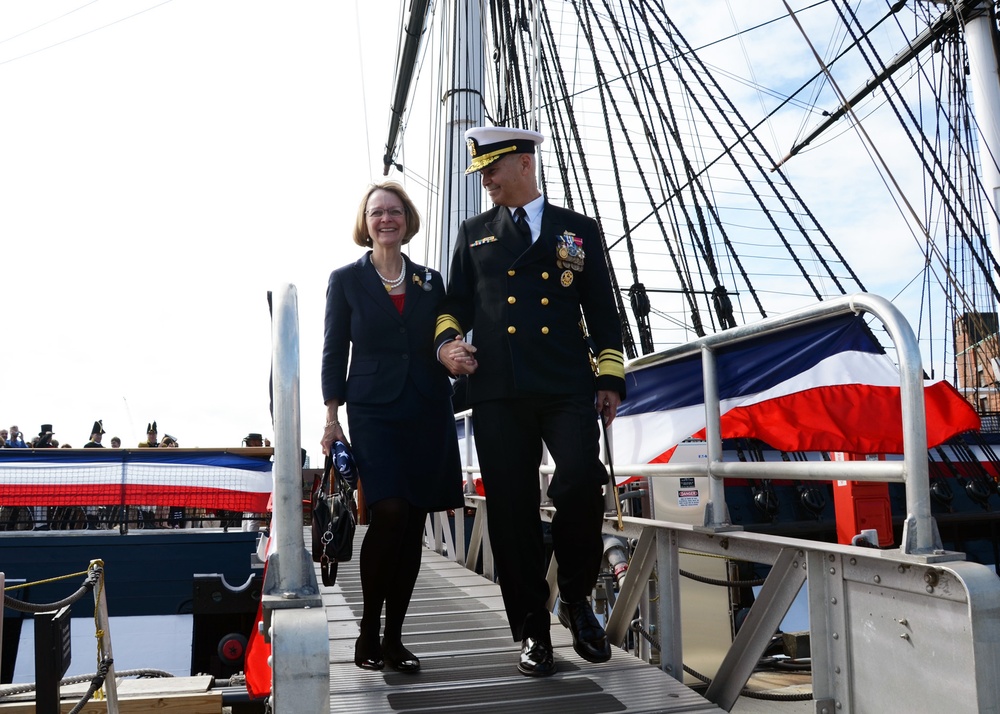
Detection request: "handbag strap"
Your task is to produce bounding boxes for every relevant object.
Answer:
[320,454,335,497]
[324,452,352,497]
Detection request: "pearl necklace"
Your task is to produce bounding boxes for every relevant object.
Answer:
[374,261,406,292]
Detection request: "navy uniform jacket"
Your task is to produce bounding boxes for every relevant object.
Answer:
[322,252,453,406]
[435,202,625,403]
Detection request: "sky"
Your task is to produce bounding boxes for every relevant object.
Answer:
[0,1,974,461]
[0,1,396,461]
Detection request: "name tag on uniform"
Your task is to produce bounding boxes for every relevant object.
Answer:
[471,236,497,247]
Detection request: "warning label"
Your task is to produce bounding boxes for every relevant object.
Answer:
[678,489,700,507]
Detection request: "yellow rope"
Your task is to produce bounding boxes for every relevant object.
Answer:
[4,568,91,592]
[90,560,107,701]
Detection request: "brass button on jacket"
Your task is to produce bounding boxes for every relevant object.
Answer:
[507,326,516,334]
[508,296,516,304]
[541,327,549,335]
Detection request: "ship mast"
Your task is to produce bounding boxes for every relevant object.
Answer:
[963,5,1000,261]
[438,0,485,282]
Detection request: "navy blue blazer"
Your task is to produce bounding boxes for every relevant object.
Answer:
[322,252,452,406]
[434,202,626,403]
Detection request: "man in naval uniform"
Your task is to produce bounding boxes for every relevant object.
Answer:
[435,126,626,677]
[84,420,105,448]
[137,422,159,528]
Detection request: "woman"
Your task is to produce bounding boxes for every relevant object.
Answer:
[320,181,464,673]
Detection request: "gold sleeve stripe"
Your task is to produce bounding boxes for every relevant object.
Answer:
[435,314,462,340]
[597,349,625,379]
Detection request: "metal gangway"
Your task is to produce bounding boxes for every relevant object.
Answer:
[265,287,1000,713]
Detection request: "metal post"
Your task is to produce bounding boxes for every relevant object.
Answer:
[701,345,730,528]
[92,562,119,712]
[263,283,329,713]
[965,11,1000,262]
[853,294,939,554]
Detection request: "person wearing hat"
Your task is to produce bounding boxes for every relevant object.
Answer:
[84,420,106,448]
[138,422,158,448]
[241,433,268,532]
[137,422,159,527]
[435,126,626,677]
[30,424,57,528]
[320,181,464,673]
[35,424,56,448]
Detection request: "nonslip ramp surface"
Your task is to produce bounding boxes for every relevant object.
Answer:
[320,526,724,713]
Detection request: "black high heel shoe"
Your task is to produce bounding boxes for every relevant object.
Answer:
[354,636,384,671]
[381,639,420,673]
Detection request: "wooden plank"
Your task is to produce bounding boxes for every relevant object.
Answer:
[0,690,221,713]
[0,676,220,713]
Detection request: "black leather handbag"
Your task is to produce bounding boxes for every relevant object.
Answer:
[311,443,357,586]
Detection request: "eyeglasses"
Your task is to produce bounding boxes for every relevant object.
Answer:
[366,208,405,219]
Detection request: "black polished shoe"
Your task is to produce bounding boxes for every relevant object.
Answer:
[517,636,556,677]
[354,636,384,671]
[557,598,612,663]
[382,639,420,673]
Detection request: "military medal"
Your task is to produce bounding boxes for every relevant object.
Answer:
[556,231,586,272]
[561,270,574,286]
[423,269,432,291]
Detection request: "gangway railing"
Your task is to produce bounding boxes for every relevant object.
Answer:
[434,293,1000,714]
[261,284,330,713]
[629,292,941,556]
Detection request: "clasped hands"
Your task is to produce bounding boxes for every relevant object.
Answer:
[440,335,620,426]
[440,335,478,376]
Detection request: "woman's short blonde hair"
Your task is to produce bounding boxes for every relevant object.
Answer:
[352,182,421,248]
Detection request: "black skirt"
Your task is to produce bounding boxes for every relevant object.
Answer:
[346,379,465,511]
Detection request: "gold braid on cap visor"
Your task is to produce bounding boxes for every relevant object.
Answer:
[465,145,519,174]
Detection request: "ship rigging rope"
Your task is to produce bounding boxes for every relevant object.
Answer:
[408,0,916,354]
[389,0,879,354]
[833,0,1000,307]
[786,0,1000,348]
[833,0,1000,376]
[564,0,856,322]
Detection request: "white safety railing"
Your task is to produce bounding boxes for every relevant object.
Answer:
[434,293,1000,713]
[262,284,330,714]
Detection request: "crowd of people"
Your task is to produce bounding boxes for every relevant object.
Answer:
[0,420,269,450]
[0,421,272,532]
[0,421,162,449]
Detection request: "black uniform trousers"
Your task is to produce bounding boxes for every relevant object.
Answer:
[472,394,608,642]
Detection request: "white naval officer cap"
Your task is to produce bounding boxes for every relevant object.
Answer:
[464,126,545,174]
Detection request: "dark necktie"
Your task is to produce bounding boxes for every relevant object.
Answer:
[514,207,531,245]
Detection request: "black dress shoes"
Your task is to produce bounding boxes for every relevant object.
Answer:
[354,636,384,671]
[558,598,612,663]
[382,639,420,673]
[518,636,556,677]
